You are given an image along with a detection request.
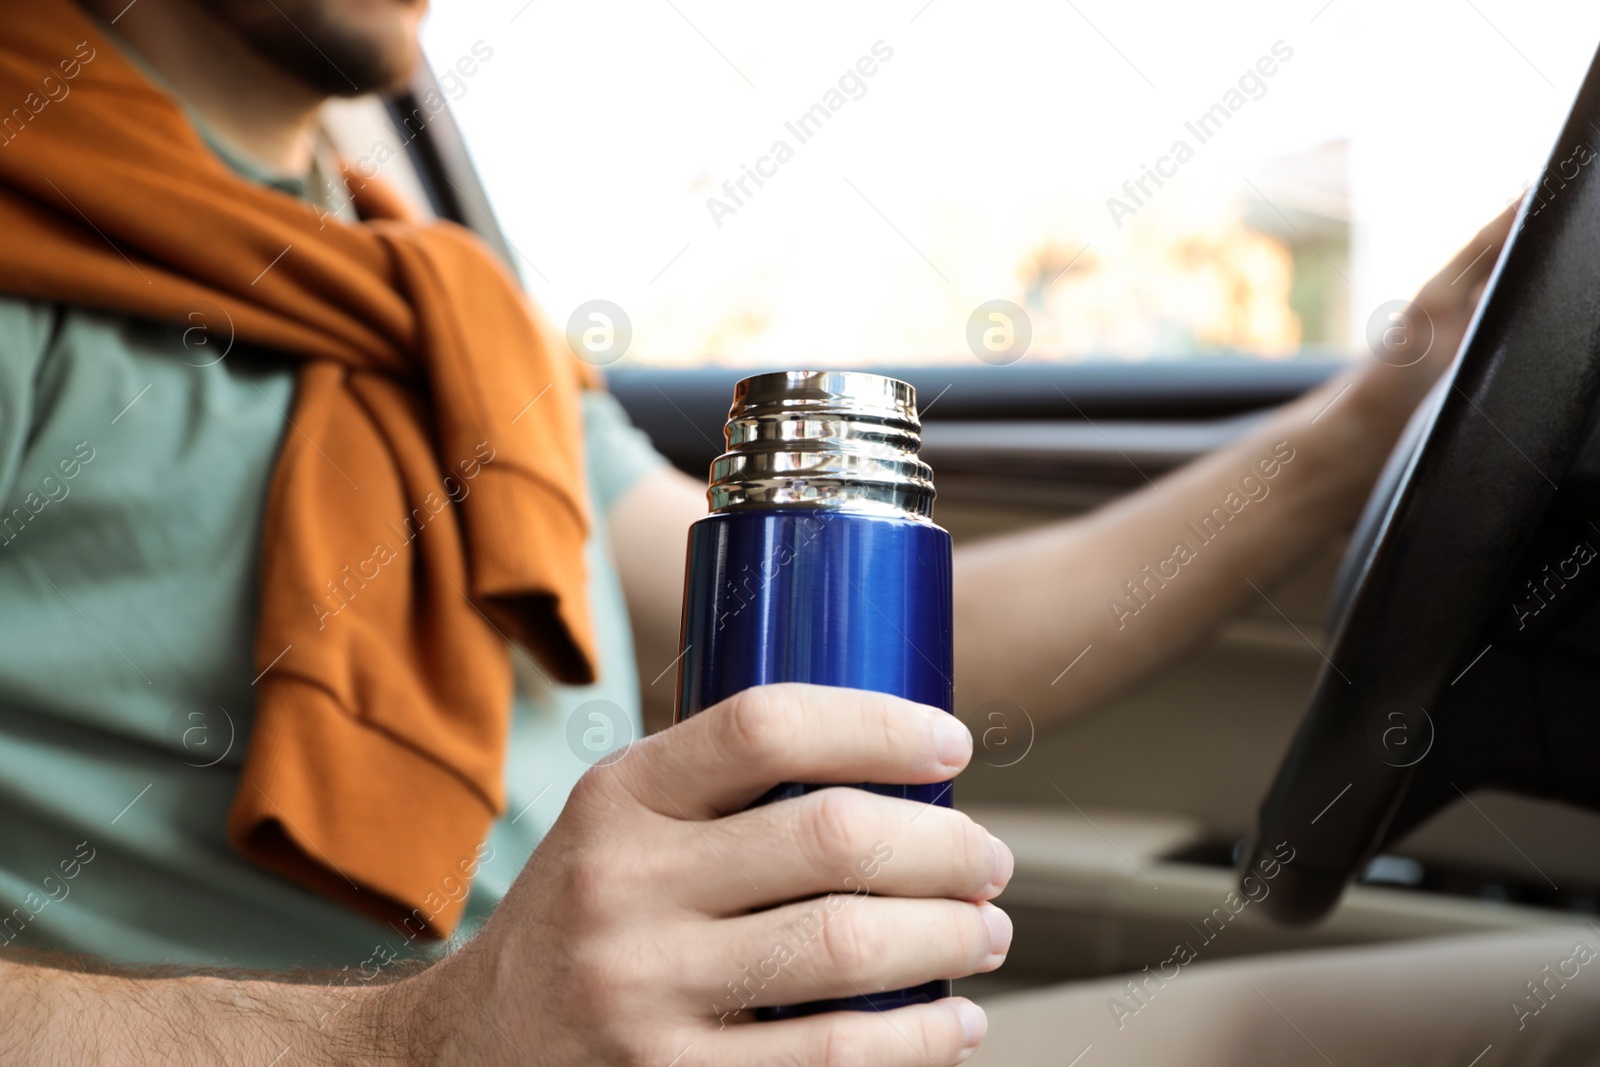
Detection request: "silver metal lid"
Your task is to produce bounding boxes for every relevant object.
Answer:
[707,370,936,518]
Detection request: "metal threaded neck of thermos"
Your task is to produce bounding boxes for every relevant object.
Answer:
[706,370,936,518]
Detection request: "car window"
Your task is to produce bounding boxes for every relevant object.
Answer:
[422,1,1600,369]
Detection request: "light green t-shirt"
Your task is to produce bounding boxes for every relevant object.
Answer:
[0,121,665,972]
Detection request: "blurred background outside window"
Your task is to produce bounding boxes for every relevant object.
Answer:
[421,0,1600,368]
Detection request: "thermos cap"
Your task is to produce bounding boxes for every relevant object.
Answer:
[707,370,936,518]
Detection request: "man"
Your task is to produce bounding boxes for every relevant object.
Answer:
[0,0,1578,1064]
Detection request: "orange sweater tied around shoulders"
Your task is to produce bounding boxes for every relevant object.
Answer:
[0,0,599,937]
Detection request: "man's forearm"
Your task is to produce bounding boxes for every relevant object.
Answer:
[610,209,1510,737]
[0,955,418,1066]
[950,366,1403,726]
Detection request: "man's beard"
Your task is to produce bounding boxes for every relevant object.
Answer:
[202,0,423,97]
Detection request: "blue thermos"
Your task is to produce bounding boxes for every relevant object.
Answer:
[674,370,955,1019]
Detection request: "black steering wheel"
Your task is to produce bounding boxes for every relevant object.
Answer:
[1246,40,1600,925]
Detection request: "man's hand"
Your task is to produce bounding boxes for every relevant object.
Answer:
[391,683,1012,1066]
[1348,202,1519,430]
[0,685,1007,1064]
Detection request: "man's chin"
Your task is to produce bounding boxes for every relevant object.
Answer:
[207,0,426,97]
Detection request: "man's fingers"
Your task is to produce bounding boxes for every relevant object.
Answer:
[690,896,1009,1009]
[1422,201,1518,305]
[1474,199,1518,244]
[706,998,987,1067]
[1455,201,1517,277]
[612,683,970,818]
[672,788,1011,914]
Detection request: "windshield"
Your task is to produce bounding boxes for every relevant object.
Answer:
[424,0,1596,368]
